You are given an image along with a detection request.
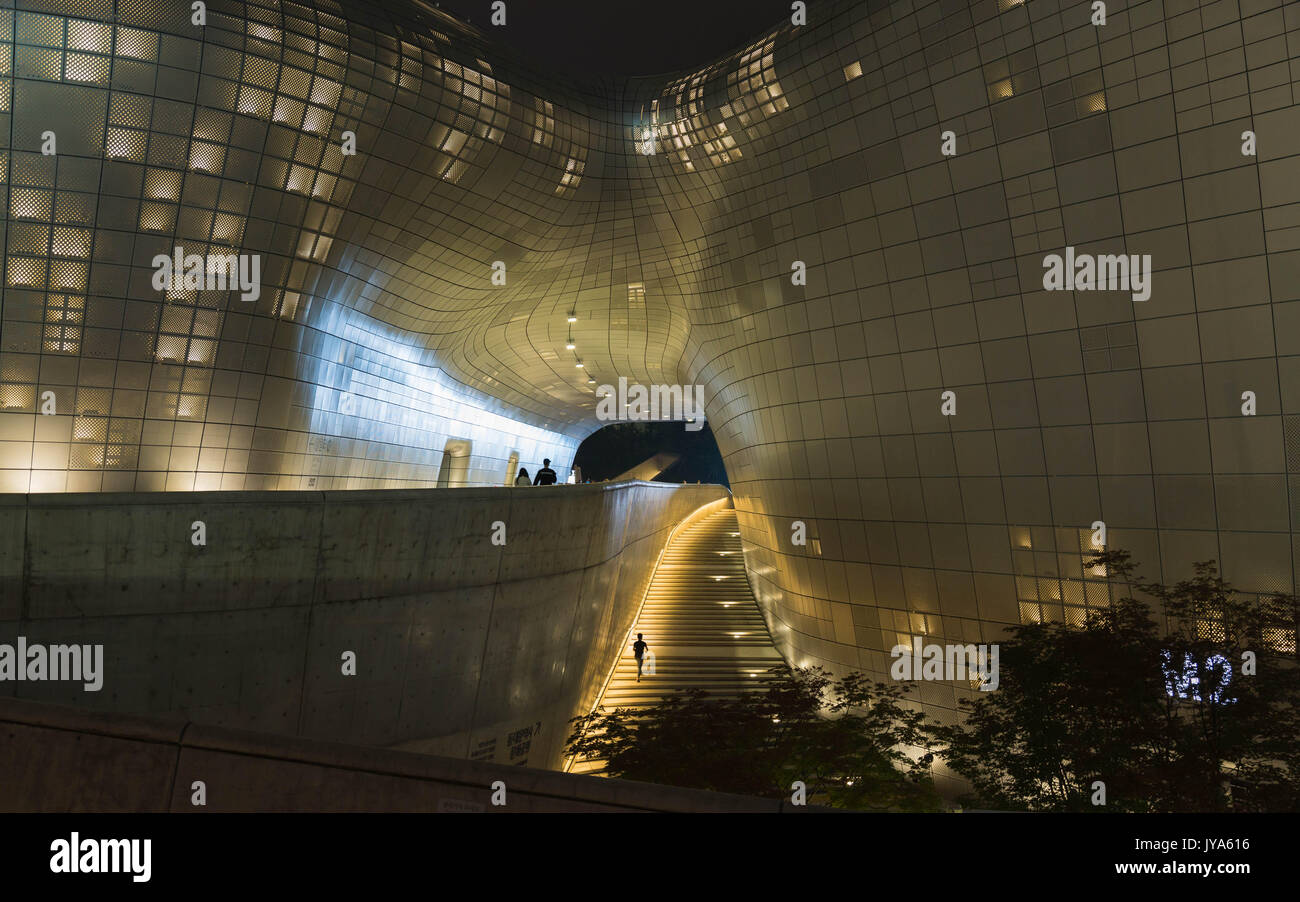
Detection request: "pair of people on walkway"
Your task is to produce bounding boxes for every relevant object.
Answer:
[514,458,557,486]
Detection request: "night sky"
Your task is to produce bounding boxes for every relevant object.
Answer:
[431,0,797,77]
[574,422,730,487]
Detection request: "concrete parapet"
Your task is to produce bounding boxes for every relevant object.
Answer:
[0,482,729,769]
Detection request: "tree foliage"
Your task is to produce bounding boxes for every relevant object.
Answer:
[566,666,940,810]
[934,550,1300,811]
[568,553,1300,812]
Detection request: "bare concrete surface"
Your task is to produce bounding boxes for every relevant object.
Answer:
[0,695,819,813]
[0,482,728,769]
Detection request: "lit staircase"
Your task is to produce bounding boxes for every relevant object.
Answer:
[569,506,784,775]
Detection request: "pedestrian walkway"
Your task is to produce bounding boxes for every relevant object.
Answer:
[568,506,783,775]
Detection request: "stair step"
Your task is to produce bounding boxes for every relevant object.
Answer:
[569,508,786,777]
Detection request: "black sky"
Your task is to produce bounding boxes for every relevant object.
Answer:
[431,0,796,77]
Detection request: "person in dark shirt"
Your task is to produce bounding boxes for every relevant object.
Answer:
[533,458,557,485]
[632,633,649,682]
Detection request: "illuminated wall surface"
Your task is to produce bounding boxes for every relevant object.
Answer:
[0,0,1298,722]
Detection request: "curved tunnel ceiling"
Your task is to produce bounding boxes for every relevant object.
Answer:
[335,0,807,440]
[244,0,807,440]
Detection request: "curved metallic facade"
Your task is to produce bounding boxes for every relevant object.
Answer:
[1,0,1298,721]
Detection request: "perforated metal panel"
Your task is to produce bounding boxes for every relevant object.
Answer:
[0,0,1297,723]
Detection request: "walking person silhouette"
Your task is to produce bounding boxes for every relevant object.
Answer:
[632,633,649,682]
[533,458,557,485]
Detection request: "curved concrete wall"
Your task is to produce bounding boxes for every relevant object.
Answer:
[0,481,728,768]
